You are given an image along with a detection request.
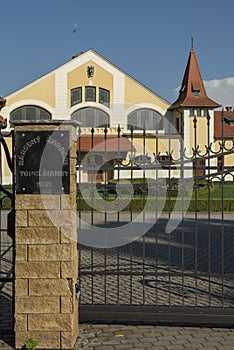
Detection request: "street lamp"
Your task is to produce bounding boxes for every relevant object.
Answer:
[0,96,6,111]
[0,97,7,129]
[0,97,7,185]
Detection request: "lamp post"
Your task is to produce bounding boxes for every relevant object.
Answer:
[0,96,6,110]
[0,97,7,185]
[0,96,7,128]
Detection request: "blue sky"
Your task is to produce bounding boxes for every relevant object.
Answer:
[1,0,234,105]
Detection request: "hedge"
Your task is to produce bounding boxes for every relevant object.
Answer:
[76,197,234,212]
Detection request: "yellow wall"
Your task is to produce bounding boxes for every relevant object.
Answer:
[130,137,180,160]
[224,140,234,167]
[2,137,12,180]
[189,117,208,154]
[215,139,234,167]
[124,76,169,111]
[67,61,113,107]
[6,74,56,108]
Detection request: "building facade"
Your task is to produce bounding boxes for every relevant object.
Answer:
[0,45,234,184]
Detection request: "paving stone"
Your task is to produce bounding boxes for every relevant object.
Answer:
[164,345,186,350]
[2,323,234,349]
[94,346,116,350]
[76,324,234,350]
[2,215,234,349]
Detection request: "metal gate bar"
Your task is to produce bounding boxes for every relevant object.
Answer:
[0,128,15,343]
[78,114,234,325]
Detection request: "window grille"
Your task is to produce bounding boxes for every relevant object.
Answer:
[85,87,96,102]
[71,107,109,127]
[71,87,82,106]
[99,88,110,107]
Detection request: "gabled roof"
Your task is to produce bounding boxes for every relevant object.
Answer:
[5,49,170,108]
[71,49,170,106]
[170,45,221,110]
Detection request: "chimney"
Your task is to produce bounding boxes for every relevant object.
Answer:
[226,106,233,112]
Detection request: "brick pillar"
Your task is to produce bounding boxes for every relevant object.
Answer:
[14,122,78,349]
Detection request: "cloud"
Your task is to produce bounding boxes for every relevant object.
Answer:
[173,77,234,108]
[204,77,234,107]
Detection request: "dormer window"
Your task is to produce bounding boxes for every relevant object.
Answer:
[191,81,200,97]
[224,115,234,125]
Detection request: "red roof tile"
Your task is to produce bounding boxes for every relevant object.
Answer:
[214,110,234,139]
[77,135,136,152]
[170,49,221,109]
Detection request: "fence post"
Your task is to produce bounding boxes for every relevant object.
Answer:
[14,121,79,349]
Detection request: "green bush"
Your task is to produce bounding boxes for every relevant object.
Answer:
[76,180,234,212]
[76,196,234,212]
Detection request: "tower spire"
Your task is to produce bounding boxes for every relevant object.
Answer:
[169,41,221,110]
[191,36,194,51]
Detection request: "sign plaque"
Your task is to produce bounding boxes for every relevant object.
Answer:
[16,130,70,194]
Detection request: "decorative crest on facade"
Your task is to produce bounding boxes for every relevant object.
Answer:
[87,65,95,78]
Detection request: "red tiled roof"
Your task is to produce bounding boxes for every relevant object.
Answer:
[214,110,234,139]
[170,49,221,110]
[77,135,136,152]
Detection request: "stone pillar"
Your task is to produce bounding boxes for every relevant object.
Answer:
[14,121,78,349]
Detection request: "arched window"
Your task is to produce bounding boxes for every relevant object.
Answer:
[71,107,110,127]
[127,108,163,130]
[10,105,51,125]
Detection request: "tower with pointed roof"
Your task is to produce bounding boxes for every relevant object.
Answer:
[169,38,221,154]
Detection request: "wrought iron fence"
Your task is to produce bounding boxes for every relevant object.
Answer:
[0,127,15,338]
[77,112,234,325]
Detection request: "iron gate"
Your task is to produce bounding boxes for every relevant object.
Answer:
[77,113,234,325]
[0,124,15,342]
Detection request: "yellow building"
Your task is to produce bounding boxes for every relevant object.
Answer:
[0,49,172,184]
[0,45,233,184]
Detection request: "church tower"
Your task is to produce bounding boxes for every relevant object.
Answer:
[169,39,221,154]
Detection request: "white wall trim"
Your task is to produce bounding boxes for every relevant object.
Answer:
[57,50,123,77]
[124,103,166,118]
[70,102,111,116]
[54,70,69,120]
[2,100,55,130]
[3,99,55,115]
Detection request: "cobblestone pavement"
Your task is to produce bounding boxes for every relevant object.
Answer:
[76,323,234,350]
[2,324,234,349]
[79,213,234,309]
[2,213,234,349]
